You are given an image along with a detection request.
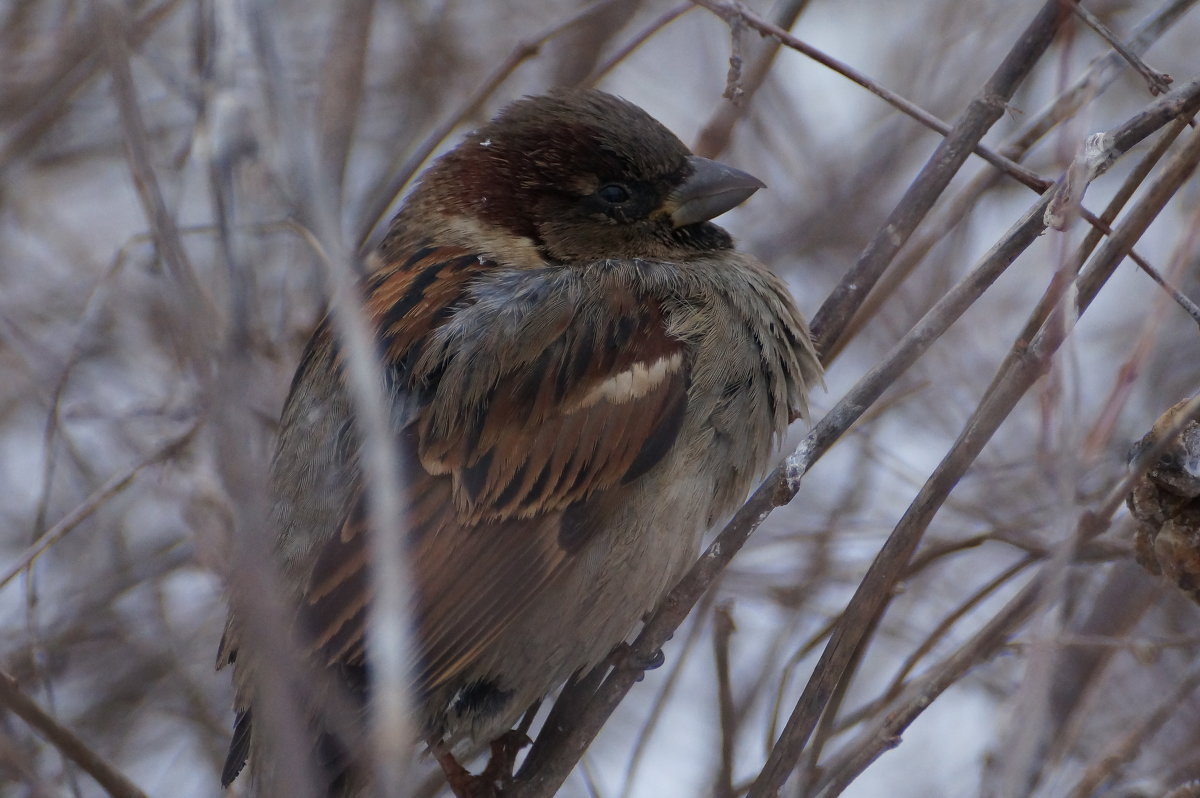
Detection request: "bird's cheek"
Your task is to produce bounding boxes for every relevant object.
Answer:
[534,216,610,261]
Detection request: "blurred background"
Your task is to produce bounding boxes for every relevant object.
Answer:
[2,0,1200,796]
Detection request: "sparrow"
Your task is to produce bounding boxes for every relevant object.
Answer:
[217,88,823,796]
[1127,397,1200,603]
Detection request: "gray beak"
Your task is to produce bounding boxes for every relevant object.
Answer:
[664,155,766,228]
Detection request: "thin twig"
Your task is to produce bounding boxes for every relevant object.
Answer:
[0,423,201,590]
[713,603,737,798]
[1007,0,1196,154]
[691,0,1052,196]
[814,394,1200,797]
[316,0,375,205]
[1135,258,1200,328]
[812,575,1044,798]
[750,88,1200,798]
[245,2,419,791]
[1082,192,1200,459]
[585,3,694,86]
[1071,3,1172,94]
[694,0,812,159]
[99,0,214,360]
[804,0,1074,356]
[796,599,877,795]
[825,0,1200,363]
[1039,565,1163,773]
[812,124,1200,798]
[617,593,715,798]
[836,555,1036,734]
[0,0,184,171]
[356,0,624,251]
[0,671,150,798]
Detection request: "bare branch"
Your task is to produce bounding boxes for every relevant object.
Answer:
[0,671,149,798]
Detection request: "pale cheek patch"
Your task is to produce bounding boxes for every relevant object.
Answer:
[439,214,544,267]
[571,173,600,195]
[571,352,683,411]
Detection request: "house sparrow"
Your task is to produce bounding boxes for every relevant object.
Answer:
[218,88,822,795]
[1128,397,1200,603]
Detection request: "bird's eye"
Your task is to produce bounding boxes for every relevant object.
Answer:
[597,184,630,204]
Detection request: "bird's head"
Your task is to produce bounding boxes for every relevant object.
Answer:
[398,89,765,263]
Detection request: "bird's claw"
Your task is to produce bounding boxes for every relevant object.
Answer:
[432,730,531,798]
[612,642,666,681]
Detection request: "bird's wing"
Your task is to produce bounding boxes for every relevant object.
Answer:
[300,248,691,694]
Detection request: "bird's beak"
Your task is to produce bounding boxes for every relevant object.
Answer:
[663,155,766,228]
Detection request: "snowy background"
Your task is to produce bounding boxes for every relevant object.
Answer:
[3,0,1200,796]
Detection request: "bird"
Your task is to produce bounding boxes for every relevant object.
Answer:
[1128,396,1200,603]
[217,88,823,796]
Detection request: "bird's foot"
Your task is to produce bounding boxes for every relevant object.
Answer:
[431,731,530,798]
[480,730,531,789]
[611,642,666,681]
[432,743,493,798]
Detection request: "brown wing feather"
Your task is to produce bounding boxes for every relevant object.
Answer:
[300,249,690,699]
